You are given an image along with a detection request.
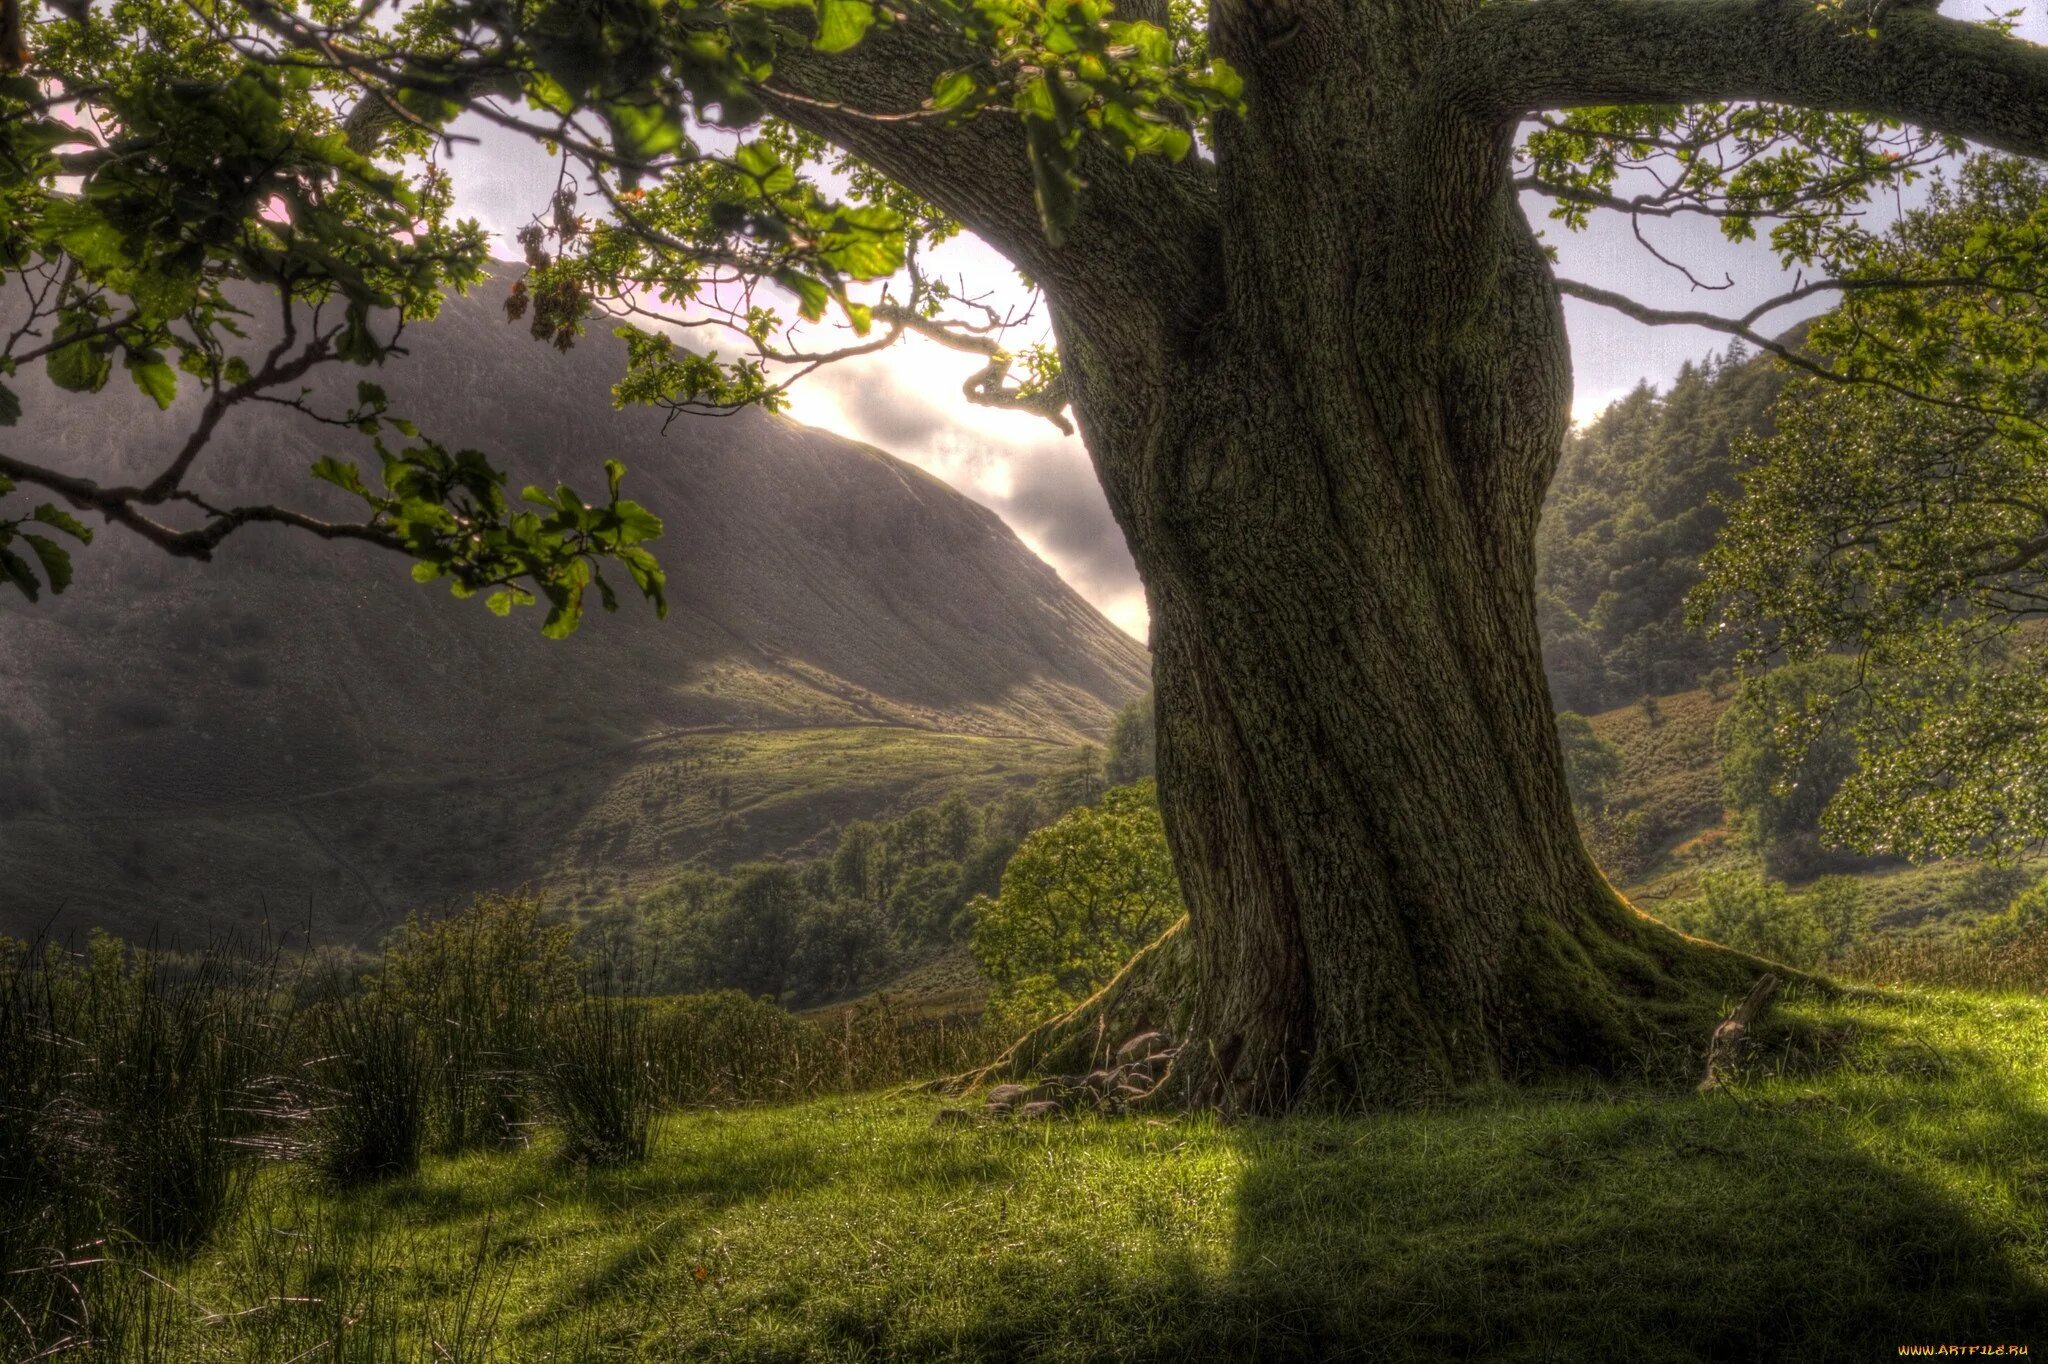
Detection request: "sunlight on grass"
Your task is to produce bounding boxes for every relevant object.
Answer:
[135,988,2048,1359]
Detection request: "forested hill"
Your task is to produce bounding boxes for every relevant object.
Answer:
[1538,345,1786,713]
[0,276,1148,941]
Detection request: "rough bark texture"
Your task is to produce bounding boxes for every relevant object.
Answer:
[1019,2,1747,1108]
[765,0,2048,1111]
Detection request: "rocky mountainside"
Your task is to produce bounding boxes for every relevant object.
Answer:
[0,276,1147,941]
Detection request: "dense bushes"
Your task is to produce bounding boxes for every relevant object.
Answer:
[1664,869,1871,968]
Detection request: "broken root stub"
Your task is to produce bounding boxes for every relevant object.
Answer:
[1699,972,1782,1094]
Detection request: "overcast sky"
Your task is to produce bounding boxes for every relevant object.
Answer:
[441,3,2046,643]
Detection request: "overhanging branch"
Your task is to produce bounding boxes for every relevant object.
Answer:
[1451,0,2048,160]
[0,449,402,561]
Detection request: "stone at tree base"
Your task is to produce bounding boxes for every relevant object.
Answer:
[1017,1101,1063,1120]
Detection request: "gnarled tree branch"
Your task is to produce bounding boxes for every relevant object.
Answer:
[0,449,402,561]
[759,15,1223,339]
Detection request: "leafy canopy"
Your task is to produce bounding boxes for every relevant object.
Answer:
[2,0,2041,664]
[1696,159,2048,861]
[0,0,1240,615]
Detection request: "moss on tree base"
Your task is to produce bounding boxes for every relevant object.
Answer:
[958,887,1822,1112]
[1492,886,1801,1090]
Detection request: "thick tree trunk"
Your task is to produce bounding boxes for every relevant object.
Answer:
[773,0,1779,1112]
[1026,3,1767,1111]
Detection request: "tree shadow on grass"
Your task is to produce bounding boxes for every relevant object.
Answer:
[358,1001,2048,1363]
[1210,1013,2048,1361]
[906,999,2048,1361]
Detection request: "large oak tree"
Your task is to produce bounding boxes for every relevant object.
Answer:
[9,0,2048,1107]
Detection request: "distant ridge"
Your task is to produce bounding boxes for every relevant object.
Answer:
[0,274,1148,940]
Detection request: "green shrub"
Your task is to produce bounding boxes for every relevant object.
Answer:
[970,780,1182,1028]
[1668,869,1822,967]
[1802,875,1872,958]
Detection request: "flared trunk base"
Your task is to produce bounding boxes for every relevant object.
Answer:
[968,885,1776,1113]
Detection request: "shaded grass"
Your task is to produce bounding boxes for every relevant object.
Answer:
[133,988,2048,1360]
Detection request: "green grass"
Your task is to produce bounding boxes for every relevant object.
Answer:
[120,987,2048,1359]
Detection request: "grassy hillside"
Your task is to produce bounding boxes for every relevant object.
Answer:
[96,985,2048,1359]
[1584,686,1734,856]
[0,275,1146,943]
[2,724,1073,943]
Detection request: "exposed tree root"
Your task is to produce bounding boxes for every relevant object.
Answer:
[937,918,1194,1099]
[939,891,1828,1117]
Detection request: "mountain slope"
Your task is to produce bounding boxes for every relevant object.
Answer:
[0,278,1148,941]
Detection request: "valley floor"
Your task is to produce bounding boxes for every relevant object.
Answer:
[145,988,2048,1360]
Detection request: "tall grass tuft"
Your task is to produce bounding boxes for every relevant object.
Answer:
[0,932,291,1358]
[542,994,652,1166]
[306,993,429,1185]
[379,894,578,1153]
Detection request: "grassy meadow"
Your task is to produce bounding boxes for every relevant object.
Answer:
[18,683,2048,1360]
[27,984,2048,1360]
